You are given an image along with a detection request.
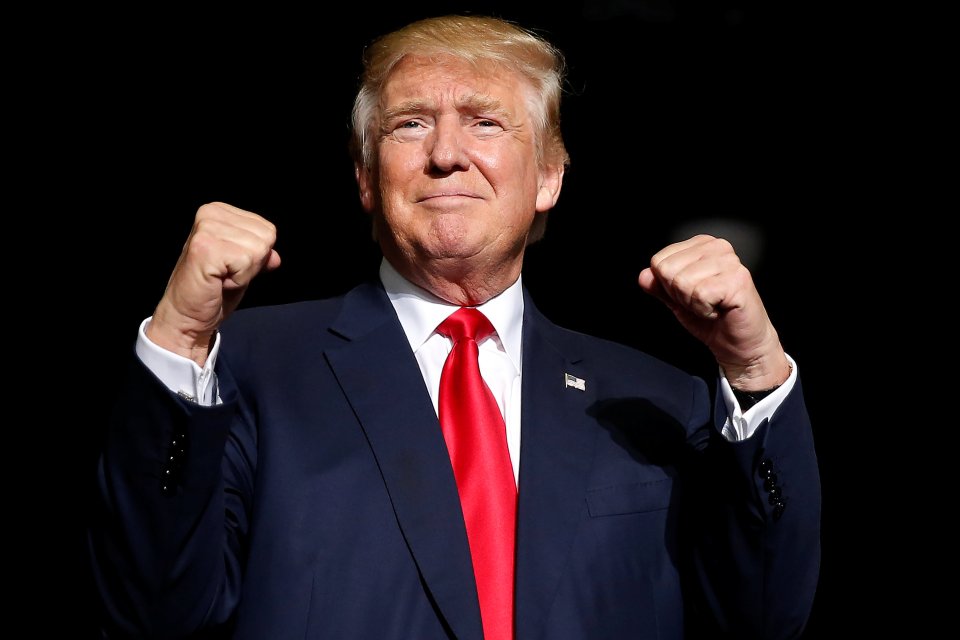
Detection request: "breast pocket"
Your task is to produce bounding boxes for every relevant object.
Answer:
[586,478,675,517]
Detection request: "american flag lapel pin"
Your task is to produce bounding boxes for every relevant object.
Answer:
[564,373,586,391]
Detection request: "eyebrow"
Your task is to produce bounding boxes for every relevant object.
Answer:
[381,94,509,123]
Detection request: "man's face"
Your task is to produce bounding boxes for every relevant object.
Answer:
[358,55,562,295]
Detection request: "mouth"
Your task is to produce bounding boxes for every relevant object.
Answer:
[417,192,480,203]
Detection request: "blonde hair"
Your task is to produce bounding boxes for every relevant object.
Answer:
[350,15,570,242]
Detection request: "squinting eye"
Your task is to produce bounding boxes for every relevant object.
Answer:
[477,120,497,127]
[399,121,422,129]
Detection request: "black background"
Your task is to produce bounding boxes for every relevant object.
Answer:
[28,0,916,636]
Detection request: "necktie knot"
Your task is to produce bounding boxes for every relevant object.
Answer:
[437,307,495,344]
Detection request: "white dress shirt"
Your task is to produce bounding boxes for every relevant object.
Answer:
[136,258,798,485]
[379,260,524,485]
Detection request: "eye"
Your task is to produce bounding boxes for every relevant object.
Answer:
[472,118,504,135]
[389,118,429,141]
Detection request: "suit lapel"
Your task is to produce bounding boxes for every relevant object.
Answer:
[514,292,598,640]
[324,282,483,640]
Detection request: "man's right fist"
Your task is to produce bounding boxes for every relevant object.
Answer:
[146,202,281,366]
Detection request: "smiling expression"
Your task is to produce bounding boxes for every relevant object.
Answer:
[358,54,563,303]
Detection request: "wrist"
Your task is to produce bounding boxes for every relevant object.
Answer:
[721,349,792,393]
[145,311,216,367]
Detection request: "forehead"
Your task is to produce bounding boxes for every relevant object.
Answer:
[381,54,533,113]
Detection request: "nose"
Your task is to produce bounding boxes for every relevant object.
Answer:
[426,118,471,173]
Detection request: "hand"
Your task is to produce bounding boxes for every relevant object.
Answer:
[146,202,281,366]
[638,235,791,391]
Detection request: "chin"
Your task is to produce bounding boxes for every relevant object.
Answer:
[425,219,477,253]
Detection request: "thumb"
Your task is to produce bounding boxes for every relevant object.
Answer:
[265,248,282,272]
[223,249,282,317]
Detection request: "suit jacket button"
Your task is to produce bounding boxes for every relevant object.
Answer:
[758,458,774,478]
[772,501,786,521]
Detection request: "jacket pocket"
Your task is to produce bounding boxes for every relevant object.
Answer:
[586,478,675,517]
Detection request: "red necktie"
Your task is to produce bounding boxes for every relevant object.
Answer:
[437,307,516,640]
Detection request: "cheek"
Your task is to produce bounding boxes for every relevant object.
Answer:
[476,151,537,199]
[379,156,422,198]
[474,141,523,176]
[381,143,422,172]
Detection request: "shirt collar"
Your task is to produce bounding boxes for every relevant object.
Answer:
[379,258,524,372]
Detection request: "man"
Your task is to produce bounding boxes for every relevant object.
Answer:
[90,14,820,639]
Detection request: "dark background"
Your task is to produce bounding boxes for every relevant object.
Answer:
[30,0,913,636]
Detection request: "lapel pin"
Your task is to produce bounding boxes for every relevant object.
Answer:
[564,373,586,391]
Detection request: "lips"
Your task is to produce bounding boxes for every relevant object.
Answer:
[417,191,480,202]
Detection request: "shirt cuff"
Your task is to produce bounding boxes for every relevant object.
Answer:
[719,353,797,441]
[134,317,221,406]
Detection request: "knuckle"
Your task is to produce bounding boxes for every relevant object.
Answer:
[671,271,692,293]
[263,222,278,243]
[711,236,734,253]
[192,215,219,238]
[256,238,274,259]
[196,202,223,220]
[188,231,214,255]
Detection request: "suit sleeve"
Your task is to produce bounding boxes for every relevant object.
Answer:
[687,374,821,639]
[88,348,254,637]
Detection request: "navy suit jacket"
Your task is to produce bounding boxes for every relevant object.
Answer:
[91,280,820,639]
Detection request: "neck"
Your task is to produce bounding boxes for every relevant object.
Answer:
[386,255,521,306]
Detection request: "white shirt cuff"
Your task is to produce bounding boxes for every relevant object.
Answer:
[135,317,221,406]
[719,353,798,441]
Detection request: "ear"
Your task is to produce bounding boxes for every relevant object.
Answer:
[535,163,565,213]
[355,163,375,213]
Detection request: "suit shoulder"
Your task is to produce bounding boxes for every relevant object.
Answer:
[223,296,343,333]
[524,288,700,387]
[224,298,344,336]
[546,321,706,393]
[216,295,352,365]
[550,323,713,429]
